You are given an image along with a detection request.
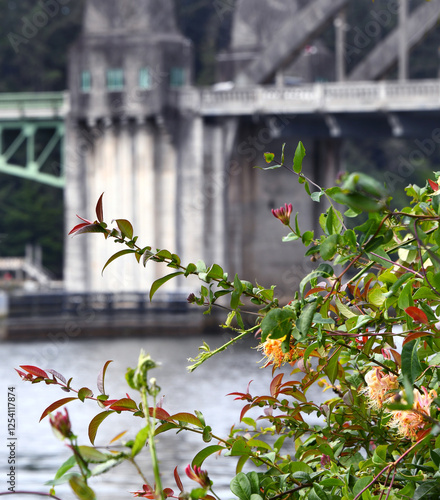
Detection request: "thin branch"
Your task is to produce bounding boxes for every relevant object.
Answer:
[0,493,63,499]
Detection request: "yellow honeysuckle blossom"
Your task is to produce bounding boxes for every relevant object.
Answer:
[390,387,437,440]
[258,336,298,368]
[363,367,399,410]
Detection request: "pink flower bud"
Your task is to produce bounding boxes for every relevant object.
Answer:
[49,408,73,440]
[271,203,293,226]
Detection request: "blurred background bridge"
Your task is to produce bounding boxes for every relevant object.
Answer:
[1,0,440,310]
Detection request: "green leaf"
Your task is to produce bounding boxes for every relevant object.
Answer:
[247,471,260,495]
[77,446,110,463]
[78,387,93,402]
[190,488,208,499]
[131,426,149,457]
[184,262,197,277]
[280,143,286,164]
[115,219,133,239]
[90,458,125,477]
[311,191,324,202]
[327,189,384,213]
[168,412,204,428]
[320,234,340,260]
[230,439,252,456]
[54,456,76,480]
[384,272,413,298]
[413,286,440,300]
[301,231,314,246]
[353,476,373,497]
[264,152,275,163]
[206,263,224,280]
[102,250,137,274]
[40,397,77,421]
[69,475,96,500]
[297,302,318,337]
[413,481,440,500]
[335,297,358,319]
[230,472,252,500]
[282,232,300,242]
[347,315,373,332]
[150,272,184,300]
[290,462,313,474]
[88,411,115,445]
[325,347,341,384]
[293,141,306,174]
[260,308,295,342]
[312,484,330,500]
[401,339,422,386]
[299,264,333,297]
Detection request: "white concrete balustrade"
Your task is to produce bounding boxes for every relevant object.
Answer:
[176,80,440,116]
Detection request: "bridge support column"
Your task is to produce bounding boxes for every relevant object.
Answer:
[176,114,205,274]
[64,119,89,292]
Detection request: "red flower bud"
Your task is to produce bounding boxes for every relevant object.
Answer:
[49,408,73,440]
[271,203,293,226]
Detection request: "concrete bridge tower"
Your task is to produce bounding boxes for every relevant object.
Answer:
[64,0,203,293]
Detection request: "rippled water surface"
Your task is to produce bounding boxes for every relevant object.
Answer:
[1,334,303,499]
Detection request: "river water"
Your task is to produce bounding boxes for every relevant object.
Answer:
[0,334,322,500]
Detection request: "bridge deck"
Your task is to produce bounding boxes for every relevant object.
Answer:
[0,92,68,120]
[179,80,440,116]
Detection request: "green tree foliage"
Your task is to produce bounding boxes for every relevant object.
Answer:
[0,0,84,92]
[0,174,63,277]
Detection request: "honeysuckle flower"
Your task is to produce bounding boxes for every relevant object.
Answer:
[321,454,331,468]
[49,408,73,440]
[363,367,399,410]
[390,387,437,440]
[258,336,298,368]
[271,203,293,226]
[185,464,211,489]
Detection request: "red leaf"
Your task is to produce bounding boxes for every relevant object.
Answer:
[305,287,326,298]
[149,407,171,420]
[253,395,278,405]
[40,397,77,421]
[20,365,48,378]
[47,369,67,384]
[428,179,439,191]
[390,349,401,367]
[416,428,432,441]
[96,193,104,223]
[68,222,90,235]
[403,331,432,346]
[97,360,113,395]
[405,306,429,325]
[270,373,284,398]
[109,398,138,412]
[240,403,252,421]
[102,399,118,407]
[174,467,184,493]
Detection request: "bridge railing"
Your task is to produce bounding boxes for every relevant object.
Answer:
[175,80,440,116]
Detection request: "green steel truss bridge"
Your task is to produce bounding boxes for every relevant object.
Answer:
[0,92,67,188]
